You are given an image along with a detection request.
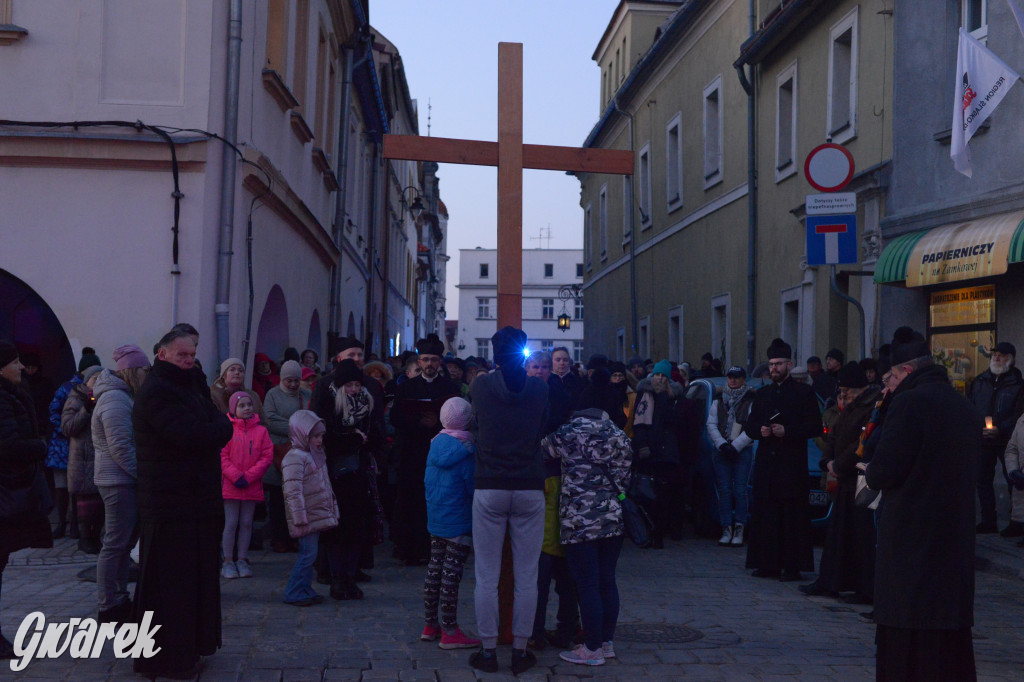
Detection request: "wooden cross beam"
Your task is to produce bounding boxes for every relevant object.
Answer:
[383,42,634,329]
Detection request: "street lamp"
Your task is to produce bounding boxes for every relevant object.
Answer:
[557,284,583,333]
[400,185,426,220]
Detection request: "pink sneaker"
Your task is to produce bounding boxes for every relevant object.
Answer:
[559,643,606,666]
[438,627,481,650]
[420,624,441,641]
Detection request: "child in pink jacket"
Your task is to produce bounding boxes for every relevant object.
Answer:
[221,391,273,579]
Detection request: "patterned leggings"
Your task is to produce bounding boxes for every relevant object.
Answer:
[423,536,471,631]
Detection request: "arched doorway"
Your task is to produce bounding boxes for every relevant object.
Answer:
[254,285,289,367]
[306,310,322,358]
[0,269,75,383]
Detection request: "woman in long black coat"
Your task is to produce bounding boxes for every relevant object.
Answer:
[0,341,53,658]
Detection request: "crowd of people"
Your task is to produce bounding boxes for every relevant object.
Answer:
[0,317,1015,680]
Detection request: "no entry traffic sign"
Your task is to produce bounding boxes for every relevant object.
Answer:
[804,143,855,193]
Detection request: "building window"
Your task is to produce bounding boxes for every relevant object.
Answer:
[827,7,858,144]
[703,76,723,188]
[599,185,608,261]
[666,115,683,211]
[576,263,584,277]
[668,305,683,363]
[480,263,489,278]
[477,297,491,319]
[265,0,290,74]
[540,339,555,352]
[476,339,490,360]
[638,143,652,228]
[616,328,625,361]
[584,205,593,271]
[711,293,731,367]
[775,62,798,182]
[313,26,328,142]
[572,340,585,363]
[639,316,650,358]
[930,285,995,393]
[962,0,987,41]
[544,263,553,278]
[574,301,584,320]
[541,299,555,320]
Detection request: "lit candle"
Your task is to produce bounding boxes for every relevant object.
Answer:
[985,416,994,430]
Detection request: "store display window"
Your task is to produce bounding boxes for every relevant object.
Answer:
[928,285,996,394]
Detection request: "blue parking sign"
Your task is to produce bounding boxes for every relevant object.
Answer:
[806,214,857,265]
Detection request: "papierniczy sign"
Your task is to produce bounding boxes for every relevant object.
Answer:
[907,217,1015,287]
[10,612,161,672]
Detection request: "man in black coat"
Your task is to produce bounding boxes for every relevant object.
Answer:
[744,338,821,581]
[866,329,980,681]
[965,341,1023,535]
[132,329,233,679]
[550,346,584,411]
[390,334,460,565]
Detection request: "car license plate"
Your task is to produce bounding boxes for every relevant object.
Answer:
[809,491,830,506]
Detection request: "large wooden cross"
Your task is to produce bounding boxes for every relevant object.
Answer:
[383,42,634,329]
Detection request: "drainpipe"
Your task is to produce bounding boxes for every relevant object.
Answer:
[612,96,638,357]
[734,0,758,373]
[328,46,356,355]
[215,0,243,366]
[365,140,381,352]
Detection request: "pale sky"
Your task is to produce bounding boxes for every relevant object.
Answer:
[370,0,622,317]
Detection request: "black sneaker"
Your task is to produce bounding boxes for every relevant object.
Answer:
[510,648,537,675]
[469,648,498,673]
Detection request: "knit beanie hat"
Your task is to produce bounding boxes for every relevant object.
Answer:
[220,358,244,380]
[228,390,251,415]
[586,354,609,371]
[113,344,150,371]
[890,327,930,365]
[826,348,845,364]
[81,365,103,384]
[280,360,302,381]
[837,361,868,389]
[652,359,673,378]
[609,361,627,376]
[767,338,793,360]
[0,341,17,369]
[78,352,102,372]
[334,359,363,386]
[491,326,527,364]
[440,397,473,431]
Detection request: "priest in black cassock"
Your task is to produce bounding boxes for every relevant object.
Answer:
[744,338,821,582]
[390,334,460,565]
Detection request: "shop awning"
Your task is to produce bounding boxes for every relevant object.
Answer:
[874,210,1024,286]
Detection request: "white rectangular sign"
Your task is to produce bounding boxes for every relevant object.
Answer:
[806,192,856,216]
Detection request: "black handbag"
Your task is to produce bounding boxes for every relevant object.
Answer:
[328,453,361,480]
[628,471,657,504]
[621,495,653,547]
[0,462,54,519]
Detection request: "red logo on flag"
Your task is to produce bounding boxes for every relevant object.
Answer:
[962,71,977,111]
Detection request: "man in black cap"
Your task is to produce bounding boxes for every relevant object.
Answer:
[866,328,980,681]
[699,352,721,378]
[743,338,821,582]
[390,334,459,565]
[812,348,843,406]
[966,341,1023,535]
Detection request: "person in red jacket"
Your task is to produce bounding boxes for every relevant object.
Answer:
[220,391,273,579]
[252,352,280,401]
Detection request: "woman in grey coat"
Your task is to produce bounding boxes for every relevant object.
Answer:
[62,365,103,553]
[91,345,151,623]
[263,360,311,552]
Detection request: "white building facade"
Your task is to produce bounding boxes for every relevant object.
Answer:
[456,248,585,362]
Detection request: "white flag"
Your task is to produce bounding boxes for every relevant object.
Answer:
[1006,0,1024,39]
[951,28,1020,177]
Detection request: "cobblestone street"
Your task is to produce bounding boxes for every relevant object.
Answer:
[4,530,1024,681]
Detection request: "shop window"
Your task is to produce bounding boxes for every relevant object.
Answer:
[928,285,996,394]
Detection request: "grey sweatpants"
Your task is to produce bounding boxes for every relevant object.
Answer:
[472,489,545,649]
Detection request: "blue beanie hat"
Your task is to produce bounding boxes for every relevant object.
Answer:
[652,360,673,378]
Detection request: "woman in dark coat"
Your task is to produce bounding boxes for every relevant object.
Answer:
[799,363,880,602]
[320,359,379,600]
[132,331,233,679]
[0,341,53,658]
